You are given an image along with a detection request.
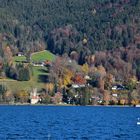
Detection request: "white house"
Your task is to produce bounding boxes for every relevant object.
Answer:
[112,86,117,90]
[32,62,44,67]
[84,75,91,80]
[30,88,40,104]
[17,52,24,56]
[112,94,118,97]
[112,85,125,90]
[72,84,86,89]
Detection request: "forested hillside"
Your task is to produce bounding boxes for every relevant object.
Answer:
[0,0,140,55]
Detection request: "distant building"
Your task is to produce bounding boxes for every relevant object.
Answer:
[32,62,44,67]
[112,94,118,97]
[72,84,85,89]
[112,84,125,90]
[84,75,91,80]
[30,88,40,104]
[17,52,24,56]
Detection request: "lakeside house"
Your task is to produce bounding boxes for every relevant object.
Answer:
[30,88,40,104]
[111,84,127,98]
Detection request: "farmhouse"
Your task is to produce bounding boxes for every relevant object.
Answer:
[17,52,24,56]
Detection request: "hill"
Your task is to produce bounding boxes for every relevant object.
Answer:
[0,0,140,59]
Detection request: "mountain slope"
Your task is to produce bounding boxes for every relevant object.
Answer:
[0,0,140,56]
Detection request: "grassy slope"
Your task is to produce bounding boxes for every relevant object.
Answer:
[13,50,55,62]
[31,50,55,62]
[13,56,26,62]
[0,80,44,92]
[0,67,46,91]
[6,50,55,91]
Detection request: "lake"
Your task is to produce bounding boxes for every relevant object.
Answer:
[0,106,139,140]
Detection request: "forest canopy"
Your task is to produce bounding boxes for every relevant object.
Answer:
[0,0,140,55]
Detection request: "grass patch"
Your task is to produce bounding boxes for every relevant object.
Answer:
[9,50,54,91]
[13,56,26,62]
[0,79,45,91]
[0,66,49,91]
[32,66,49,83]
[31,50,55,62]
[32,66,48,78]
[13,50,55,63]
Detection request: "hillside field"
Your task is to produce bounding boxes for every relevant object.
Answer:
[14,50,55,62]
[4,50,55,91]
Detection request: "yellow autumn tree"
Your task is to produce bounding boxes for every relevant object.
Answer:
[127,76,137,91]
[63,69,74,87]
[16,90,29,103]
[45,83,54,93]
[82,63,89,75]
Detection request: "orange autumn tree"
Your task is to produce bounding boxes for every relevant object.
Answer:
[72,74,86,85]
[63,69,74,87]
[103,90,111,105]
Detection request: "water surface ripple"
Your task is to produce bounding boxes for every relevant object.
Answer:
[0,106,139,140]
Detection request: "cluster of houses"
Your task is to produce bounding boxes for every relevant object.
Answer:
[30,88,63,105]
[17,52,133,105]
[29,80,128,104]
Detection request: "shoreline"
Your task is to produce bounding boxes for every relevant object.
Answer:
[0,103,135,107]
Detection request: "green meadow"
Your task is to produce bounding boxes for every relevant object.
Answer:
[31,50,55,62]
[14,50,55,62]
[5,50,55,91]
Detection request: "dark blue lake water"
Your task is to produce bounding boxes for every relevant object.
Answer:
[0,106,139,140]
